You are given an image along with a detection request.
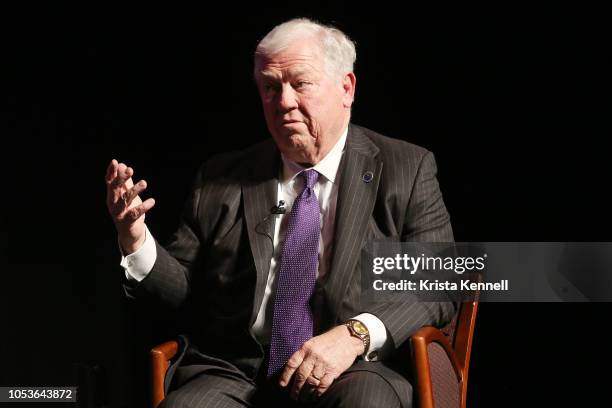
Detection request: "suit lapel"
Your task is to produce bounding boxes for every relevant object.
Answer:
[325,125,383,323]
[242,141,280,325]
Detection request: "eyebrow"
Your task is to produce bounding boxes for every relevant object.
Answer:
[258,71,279,81]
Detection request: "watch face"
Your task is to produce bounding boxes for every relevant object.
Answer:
[352,321,368,335]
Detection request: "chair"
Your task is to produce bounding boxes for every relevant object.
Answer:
[410,299,479,408]
[150,300,478,408]
[150,340,179,408]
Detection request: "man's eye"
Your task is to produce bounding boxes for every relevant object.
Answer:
[294,81,310,89]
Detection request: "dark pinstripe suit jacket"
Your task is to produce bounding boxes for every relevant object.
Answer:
[124,123,455,399]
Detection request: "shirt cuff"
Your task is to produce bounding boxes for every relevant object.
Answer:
[120,225,157,282]
[352,313,388,361]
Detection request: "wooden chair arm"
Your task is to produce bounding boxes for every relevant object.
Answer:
[151,340,179,408]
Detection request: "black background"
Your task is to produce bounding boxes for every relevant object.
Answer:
[2,3,610,407]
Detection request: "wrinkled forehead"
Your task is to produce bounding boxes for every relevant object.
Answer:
[257,61,325,84]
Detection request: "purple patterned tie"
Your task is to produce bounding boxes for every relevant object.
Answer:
[268,169,320,377]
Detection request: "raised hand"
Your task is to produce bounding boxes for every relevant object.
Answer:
[105,159,156,254]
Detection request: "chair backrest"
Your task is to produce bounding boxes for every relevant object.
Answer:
[413,296,479,408]
[454,299,478,406]
[442,297,479,408]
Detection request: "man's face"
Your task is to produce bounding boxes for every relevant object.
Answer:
[255,38,355,164]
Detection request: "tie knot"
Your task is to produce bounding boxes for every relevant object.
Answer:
[301,169,319,189]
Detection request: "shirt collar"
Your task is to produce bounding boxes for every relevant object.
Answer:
[280,127,348,184]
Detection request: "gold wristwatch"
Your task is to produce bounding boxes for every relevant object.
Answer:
[344,319,370,356]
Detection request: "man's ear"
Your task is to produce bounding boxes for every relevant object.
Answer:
[342,72,357,108]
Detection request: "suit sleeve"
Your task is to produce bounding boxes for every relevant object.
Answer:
[122,163,206,311]
[366,151,456,353]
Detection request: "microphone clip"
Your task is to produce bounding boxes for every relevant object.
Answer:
[270,200,286,215]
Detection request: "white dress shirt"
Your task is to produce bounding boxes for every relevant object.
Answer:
[121,128,388,360]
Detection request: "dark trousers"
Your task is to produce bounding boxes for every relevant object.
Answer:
[159,348,410,408]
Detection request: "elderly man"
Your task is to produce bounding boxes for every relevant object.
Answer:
[106,18,454,408]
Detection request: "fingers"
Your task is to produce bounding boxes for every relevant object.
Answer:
[122,180,148,208]
[114,164,134,194]
[106,160,140,207]
[105,159,156,227]
[279,349,305,387]
[298,365,327,403]
[311,366,326,383]
[289,349,319,400]
[298,364,326,402]
[105,159,118,183]
[106,159,130,189]
[290,363,313,400]
[108,162,134,202]
[106,160,119,204]
[315,372,335,397]
[117,197,156,222]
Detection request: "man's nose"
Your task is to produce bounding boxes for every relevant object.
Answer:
[277,84,298,111]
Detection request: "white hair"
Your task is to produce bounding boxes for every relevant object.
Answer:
[254,18,357,81]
